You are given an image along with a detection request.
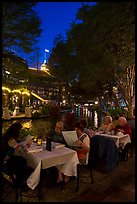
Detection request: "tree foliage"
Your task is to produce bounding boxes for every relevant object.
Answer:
[48,34,78,83]
[2,2,42,54]
[48,2,135,115]
[2,2,43,90]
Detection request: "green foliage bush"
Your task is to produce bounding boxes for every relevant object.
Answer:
[40,104,51,115]
[108,107,128,119]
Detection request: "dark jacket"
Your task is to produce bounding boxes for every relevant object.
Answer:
[89,135,119,172]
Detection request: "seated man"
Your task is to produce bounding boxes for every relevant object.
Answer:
[48,121,67,145]
[114,116,132,139]
[113,116,132,161]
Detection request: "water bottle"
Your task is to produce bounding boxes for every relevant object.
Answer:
[46,136,52,151]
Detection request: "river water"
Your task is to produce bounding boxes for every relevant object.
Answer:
[2,106,102,137]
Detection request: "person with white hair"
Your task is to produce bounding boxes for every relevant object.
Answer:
[48,121,67,145]
[114,116,132,139]
[99,115,113,132]
[113,116,133,161]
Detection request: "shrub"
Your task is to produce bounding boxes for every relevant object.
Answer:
[108,107,128,119]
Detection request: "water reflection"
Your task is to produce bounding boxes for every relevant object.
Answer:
[94,111,98,128]
[74,105,98,128]
[2,118,54,138]
[2,106,100,136]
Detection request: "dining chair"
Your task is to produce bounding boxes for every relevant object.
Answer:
[118,142,133,162]
[127,127,135,159]
[75,152,94,192]
[2,166,42,202]
[118,128,135,162]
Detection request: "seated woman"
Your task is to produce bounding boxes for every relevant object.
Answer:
[57,121,90,184]
[99,116,113,132]
[74,122,90,165]
[2,122,33,187]
[79,119,93,138]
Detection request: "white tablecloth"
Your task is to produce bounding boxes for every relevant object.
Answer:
[95,133,131,148]
[15,142,79,190]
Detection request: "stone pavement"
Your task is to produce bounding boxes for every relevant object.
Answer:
[2,155,135,202]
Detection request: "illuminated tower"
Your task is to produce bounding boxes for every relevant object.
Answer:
[40,48,49,72]
[44,49,49,63]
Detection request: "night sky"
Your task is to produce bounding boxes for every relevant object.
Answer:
[24,2,96,66]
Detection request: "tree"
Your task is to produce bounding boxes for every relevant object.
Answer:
[48,34,78,83]
[49,2,135,116]
[2,2,43,93]
[114,64,135,117]
[2,2,42,54]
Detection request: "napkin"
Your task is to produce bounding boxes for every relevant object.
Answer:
[27,146,43,153]
[20,135,33,147]
[117,132,123,136]
[54,144,65,149]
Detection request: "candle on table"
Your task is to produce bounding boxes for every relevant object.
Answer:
[33,137,37,143]
[37,138,42,146]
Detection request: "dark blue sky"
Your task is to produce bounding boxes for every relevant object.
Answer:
[25,2,96,66]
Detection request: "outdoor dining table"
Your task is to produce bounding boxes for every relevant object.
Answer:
[94,132,131,148]
[14,142,79,190]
